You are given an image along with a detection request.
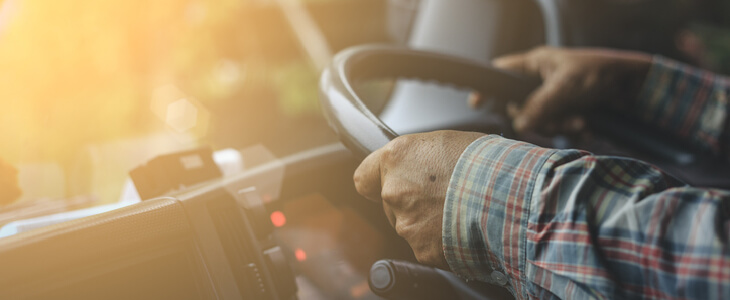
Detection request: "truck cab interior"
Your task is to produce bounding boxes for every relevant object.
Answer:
[0,0,729,299]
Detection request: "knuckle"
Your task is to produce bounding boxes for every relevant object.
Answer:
[380,146,395,162]
[380,189,399,205]
[354,180,367,197]
[387,135,410,151]
[352,171,364,188]
[381,182,419,207]
[352,171,361,185]
[352,171,368,195]
[394,221,410,238]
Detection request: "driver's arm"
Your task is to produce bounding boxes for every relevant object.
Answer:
[445,135,730,299]
[480,47,730,161]
[355,131,730,300]
[631,56,729,157]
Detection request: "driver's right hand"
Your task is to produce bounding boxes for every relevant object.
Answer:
[471,46,652,135]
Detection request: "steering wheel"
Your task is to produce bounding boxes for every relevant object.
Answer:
[318,44,539,159]
[319,44,532,299]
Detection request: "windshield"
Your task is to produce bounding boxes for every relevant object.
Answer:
[0,0,388,206]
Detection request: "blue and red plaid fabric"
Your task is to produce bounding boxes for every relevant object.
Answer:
[633,56,729,157]
[443,57,730,299]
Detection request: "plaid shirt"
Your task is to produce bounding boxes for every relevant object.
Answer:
[443,57,730,299]
[632,57,730,158]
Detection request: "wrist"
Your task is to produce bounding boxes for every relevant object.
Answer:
[603,52,652,109]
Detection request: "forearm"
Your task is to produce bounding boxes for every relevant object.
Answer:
[630,56,730,159]
[444,136,730,299]
[444,135,564,298]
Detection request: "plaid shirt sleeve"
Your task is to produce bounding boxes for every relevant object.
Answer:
[443,135,730,299]
[631,56,730,158]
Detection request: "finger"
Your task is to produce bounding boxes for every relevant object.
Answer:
[513,79,570,133]
[493,49,545,79]
[493,53,531,74]
[506,102,521,119]
[353,149,385,202]
[467,92,484,109]
[382,200,397,229]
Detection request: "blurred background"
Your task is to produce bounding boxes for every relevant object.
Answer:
[0,0,729,220]
[0,0,390,208]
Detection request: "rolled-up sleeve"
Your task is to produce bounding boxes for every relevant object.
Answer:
[443,135,730,299]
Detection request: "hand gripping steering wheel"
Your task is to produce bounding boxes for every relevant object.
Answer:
[318,44,539,158]
[318,44,530,300]
[319,44,701,168]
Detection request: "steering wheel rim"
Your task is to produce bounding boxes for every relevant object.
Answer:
[319,44,539,158]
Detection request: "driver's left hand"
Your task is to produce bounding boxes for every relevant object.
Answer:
[353,130,485,270]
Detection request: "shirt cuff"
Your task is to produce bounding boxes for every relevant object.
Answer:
[442,135,556,297]
[633,56,729,154]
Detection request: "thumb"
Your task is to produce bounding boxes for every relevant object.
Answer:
[353,149,385,202]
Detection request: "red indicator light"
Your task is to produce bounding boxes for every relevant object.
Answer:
[295,249,307,262]
[270,211,286,227]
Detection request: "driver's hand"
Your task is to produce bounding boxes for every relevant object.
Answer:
[470,46,652,135]
[353,130,485,270]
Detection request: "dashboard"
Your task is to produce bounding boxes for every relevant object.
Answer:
[0,143,414,300]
